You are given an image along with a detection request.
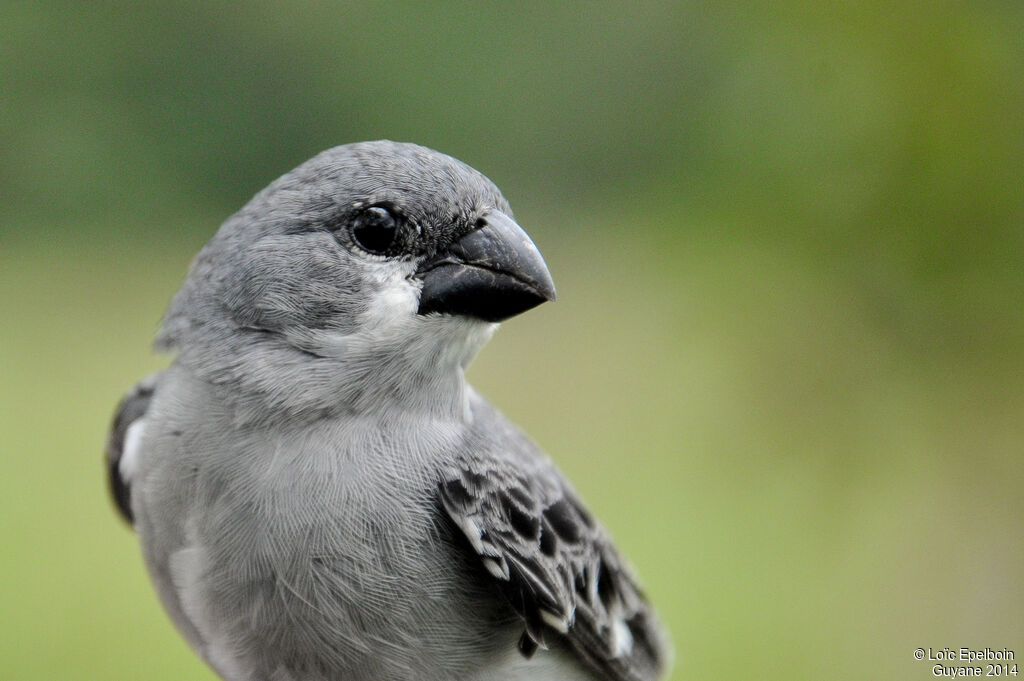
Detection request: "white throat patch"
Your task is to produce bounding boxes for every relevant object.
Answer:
[279,261,498,417]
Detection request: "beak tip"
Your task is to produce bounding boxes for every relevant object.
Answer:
[538,279,557,304]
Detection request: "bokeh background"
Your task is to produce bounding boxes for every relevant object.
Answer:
[2,2,1022,679]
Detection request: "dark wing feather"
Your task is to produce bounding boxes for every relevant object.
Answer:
[105,373,160,525]
[439,399,671,681]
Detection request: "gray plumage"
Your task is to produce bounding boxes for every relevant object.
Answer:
[108,141,671,681]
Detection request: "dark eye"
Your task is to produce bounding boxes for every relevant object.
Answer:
[351,206,399,254]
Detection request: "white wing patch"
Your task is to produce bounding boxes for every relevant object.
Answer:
[483,556,511,580]
[611,618,634,657]
[540,608,571,634]
[118,419,147,483]
[455,515,486,554]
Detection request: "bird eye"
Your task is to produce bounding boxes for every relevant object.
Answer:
[351,206,399,254]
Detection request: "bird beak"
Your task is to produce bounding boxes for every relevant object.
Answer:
[416,211,556,322]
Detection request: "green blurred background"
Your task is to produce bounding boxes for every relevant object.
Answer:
[2,2,1022,679]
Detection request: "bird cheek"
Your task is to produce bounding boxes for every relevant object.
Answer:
[224,237,355,332]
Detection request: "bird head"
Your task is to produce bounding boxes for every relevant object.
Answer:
[157,141,555,418]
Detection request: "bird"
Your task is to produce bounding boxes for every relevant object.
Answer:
[106,140,671,681]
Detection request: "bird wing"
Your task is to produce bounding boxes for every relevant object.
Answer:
[105,373,162,525]
[439,397,670,681]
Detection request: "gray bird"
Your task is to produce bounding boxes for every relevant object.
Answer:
[106,141,671,681]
